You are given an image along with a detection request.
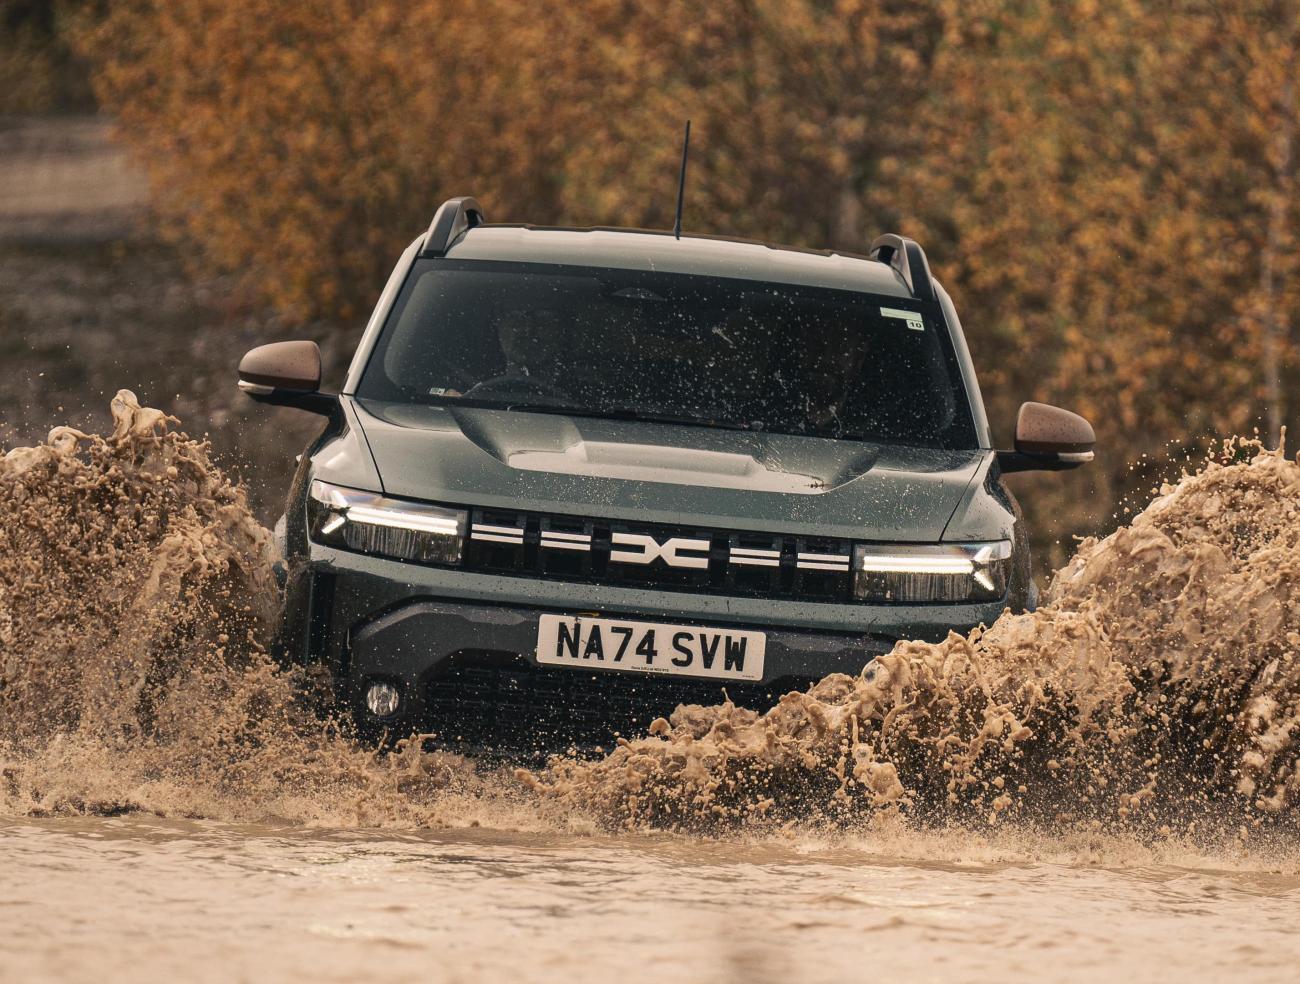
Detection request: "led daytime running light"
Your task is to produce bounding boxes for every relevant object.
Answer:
[856,555,975,575]
[308,480,466,565]
[344,504,463,536]
[852,541,1011,602]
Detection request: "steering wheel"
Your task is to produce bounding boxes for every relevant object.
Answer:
[461,374,568,401]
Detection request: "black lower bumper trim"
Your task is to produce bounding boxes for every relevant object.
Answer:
[344,598,896,752]
[421,650,817,753]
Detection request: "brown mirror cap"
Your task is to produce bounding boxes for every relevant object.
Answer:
[238,340,322,392]
[1014,401,1095,455]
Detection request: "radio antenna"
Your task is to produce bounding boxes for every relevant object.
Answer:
[673,120,691,239]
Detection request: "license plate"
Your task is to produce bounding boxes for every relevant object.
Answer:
[535,614,766,682]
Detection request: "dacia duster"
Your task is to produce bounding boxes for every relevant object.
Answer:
[237,196,1095,751]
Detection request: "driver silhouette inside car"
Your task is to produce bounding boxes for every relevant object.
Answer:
[449,309,570,401]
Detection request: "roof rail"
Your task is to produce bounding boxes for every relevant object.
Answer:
[420,196,487,257]
[869,234,936,304]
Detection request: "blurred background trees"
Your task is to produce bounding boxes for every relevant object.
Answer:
[0,0,94,112]
[9,0,1299,569]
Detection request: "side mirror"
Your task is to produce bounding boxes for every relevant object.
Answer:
[997,402,1095,473]
[237,340,337,416]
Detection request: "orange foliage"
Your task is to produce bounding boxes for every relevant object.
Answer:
[79,0,581,320]
[893,1,1300,559]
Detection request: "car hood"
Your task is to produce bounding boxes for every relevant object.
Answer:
[352,399,987,541]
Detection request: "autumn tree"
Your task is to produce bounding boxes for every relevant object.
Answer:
[547,0,943,250]
[883,0,1300,559]
[77,0,945,319]
[77,0,588,322]
[73,0,1300,565]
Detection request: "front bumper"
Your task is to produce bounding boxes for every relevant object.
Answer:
[289,545,1007,750]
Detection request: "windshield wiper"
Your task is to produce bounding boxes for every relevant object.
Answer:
[503,403,759,432]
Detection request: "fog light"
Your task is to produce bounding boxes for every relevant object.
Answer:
[365,681,401,718]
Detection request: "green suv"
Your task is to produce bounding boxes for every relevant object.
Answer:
[237,197,1095,751]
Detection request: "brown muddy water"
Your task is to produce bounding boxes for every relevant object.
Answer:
[5,817,1300,984]
[5,393,1300,982]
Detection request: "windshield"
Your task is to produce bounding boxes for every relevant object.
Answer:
[356,259,977,448]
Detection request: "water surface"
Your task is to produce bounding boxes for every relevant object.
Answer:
[5,817,1299,983]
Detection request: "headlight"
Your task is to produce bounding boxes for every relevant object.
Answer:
[308,480,466,565]
[852,541,1011,603]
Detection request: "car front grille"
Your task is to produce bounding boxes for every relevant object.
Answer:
[422,651,816,753]
[464,508,854,602]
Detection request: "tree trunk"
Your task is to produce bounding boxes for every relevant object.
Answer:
[1262,73,1294,450]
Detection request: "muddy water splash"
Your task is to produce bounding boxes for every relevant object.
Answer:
[3,395,1300,841]
[0,392,508,827]
[532,437,1300,836]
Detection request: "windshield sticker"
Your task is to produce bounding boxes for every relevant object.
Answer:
[880,307,925,331]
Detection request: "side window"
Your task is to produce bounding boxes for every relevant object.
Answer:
[382,274,446,389]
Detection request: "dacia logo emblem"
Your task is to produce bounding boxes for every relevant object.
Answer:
[609,532,711,569]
